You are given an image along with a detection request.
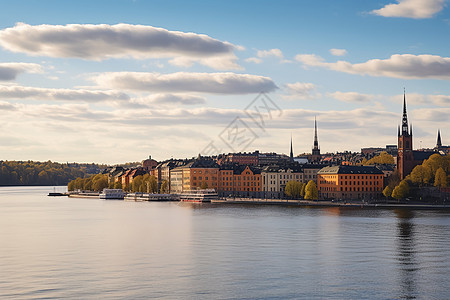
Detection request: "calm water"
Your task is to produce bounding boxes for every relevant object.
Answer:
[1,186,449,299]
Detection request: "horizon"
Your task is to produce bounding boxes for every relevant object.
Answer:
[1,0,449,164]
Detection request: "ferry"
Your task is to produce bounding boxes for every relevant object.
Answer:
[124,193,178,202]
[99,188,125,200]
[179,189,218,203]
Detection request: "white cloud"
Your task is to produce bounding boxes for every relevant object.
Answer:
[257,48,284,59]
[0,23,241,70]
[245,57,263,64]
[328,91,375,103]
[283,82,320,100]
[295,53,450,80]
[0,62,43,81]
[131,93,206,107]
[372,0,445,19]
[0,100,17,110]
[0,85,129,102]
[91,72,278,94]
[329,48,348,56]
[391,92,450,106]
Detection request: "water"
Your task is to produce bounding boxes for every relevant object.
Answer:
[1,186,449,299]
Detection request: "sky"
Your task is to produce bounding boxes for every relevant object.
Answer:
[0,0,449,164]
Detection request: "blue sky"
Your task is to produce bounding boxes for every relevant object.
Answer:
[0,0,449,164]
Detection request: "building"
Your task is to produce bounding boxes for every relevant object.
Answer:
[303,164,328,183]
[218,165,262,198]
[397,91,434,179]
[169,156,219,193]
[142,155,158,171]
[317,165,384,200]
[218,151,259,166]
[261,164,303,199]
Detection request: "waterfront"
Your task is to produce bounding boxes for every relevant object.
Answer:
[1,186,450,299]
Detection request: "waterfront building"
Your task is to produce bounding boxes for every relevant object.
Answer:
[142,155,158,171]
[218,165,262,198]
[303,163,328,183]
[261,164,303,199]
[169,167,184,193]
[317,165,384,200]
[169,156,219,192]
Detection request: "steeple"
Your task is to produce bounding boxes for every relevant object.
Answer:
[290,134,294,162]
[313,116,319,150]
[437,129,442,148]
[402,88,409,135]
[398,125,400,137]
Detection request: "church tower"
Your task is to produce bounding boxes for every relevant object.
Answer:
[436,129,442,149]
[398,90,414,179]
[311,117,321,163]
[289,134,294,162]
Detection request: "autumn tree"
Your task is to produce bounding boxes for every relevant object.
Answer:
[383,185,393,198]
[160,180,169,193]
[300,183,306,198]
[285,181,302,199]
[434,167,447,188]
[365,151,395,165]
[200,182,208,189]
[392,180,409,200]
[304,180,318,200]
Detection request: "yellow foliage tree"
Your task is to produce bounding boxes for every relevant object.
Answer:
[434,167,447,188]
[365,152,395,165]
[304,180,318,200]
[285,181,302,199]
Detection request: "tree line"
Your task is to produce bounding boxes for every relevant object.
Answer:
[0,160,88,186]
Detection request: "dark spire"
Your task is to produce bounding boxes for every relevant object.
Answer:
[313,116,319,150]
[290,134,294,162]
[437,129,442,148]
[410,123,413,135]
[401,89,409,135]
[398,125,400,137]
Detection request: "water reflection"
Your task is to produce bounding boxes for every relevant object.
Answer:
[395,209,418,299]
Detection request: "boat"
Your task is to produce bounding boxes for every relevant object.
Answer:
[179,189,218,203]
[99,189,125,200]
[124,193,178,202]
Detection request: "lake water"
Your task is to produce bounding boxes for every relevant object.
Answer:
[1,186,449,299]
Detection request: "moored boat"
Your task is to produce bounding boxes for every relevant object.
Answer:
[99,188,125,200]
[179,189,218,203]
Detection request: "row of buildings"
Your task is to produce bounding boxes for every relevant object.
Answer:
[103,92,447,200]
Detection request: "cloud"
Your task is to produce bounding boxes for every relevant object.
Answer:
[328,91,375,103]
[372,0,445,19]
[245,57,263,64]
[0,23,241,70]
[91,72,278,94]
[295,53,450,80]
[391,92,450,106]
[0,100,16,110]
[0,85,129,102]
[329,48,348,56]
[131,93,206,107]
[283,82,320,100]
[257,48,284,59]
[0,62,43,81]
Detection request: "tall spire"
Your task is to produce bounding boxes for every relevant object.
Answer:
[437,129,442,148]
[401,88,409,135]
[313,116,319,150]
[290,134,294,162]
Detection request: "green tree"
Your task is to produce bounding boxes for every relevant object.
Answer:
[92,174,108,191]
[383,185,393,198]
[304,180,318,200]
[285,181,302,199]
[392,180,409,200]
[132,175,143,192]
[300,183,306,198]
[434,167,447,188]
[160,180,169,194]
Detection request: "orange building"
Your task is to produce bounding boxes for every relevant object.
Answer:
[218,165,262,198]
[317,166,384,200]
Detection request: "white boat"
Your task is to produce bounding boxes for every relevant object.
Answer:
[99,189,125,200]
[179,189,218,203]
[124,193,178,202]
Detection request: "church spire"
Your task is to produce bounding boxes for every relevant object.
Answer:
[437,129,442,148]
[401,88,409,135]
[313,116,319,150]
[290,134,294,162]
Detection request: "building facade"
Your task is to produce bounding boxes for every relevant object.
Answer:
[317,165,384,200]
